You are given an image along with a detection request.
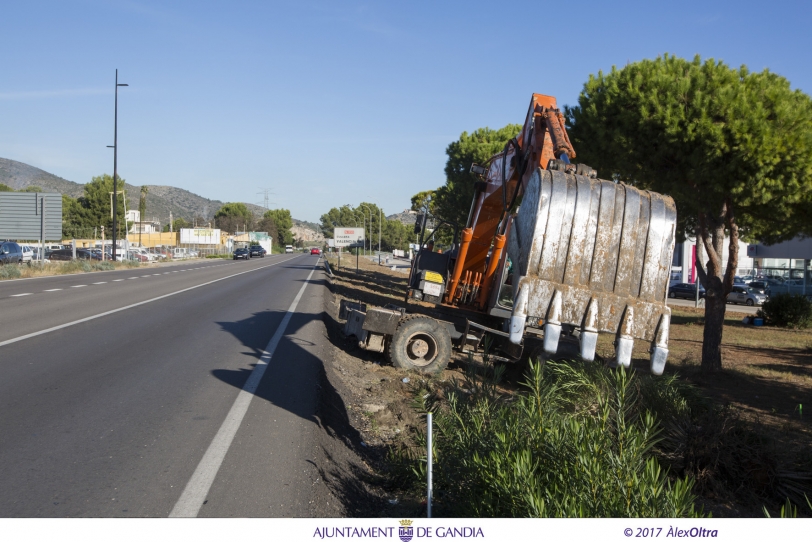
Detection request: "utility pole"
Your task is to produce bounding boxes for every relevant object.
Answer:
[107,69,128,261]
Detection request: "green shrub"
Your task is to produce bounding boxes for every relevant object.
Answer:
[0,264,22,279]
[405,362,703,517]
[757,294,812,329]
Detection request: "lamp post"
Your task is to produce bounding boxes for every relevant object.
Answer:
[107,69,128,261]
[359,204,373,257]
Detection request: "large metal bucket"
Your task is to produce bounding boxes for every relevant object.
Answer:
[506,168,676,374]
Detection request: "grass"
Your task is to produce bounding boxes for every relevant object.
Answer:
[0,259,140,280]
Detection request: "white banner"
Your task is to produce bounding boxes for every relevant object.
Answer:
[0,518,803,542]
[179,228,221,244]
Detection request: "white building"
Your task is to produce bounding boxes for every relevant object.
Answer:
[671,237,754,284]
[126,210,161,234]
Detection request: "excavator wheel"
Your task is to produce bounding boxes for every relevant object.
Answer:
[386,315,451,374]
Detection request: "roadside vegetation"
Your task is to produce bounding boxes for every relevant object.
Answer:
[0,259,139,280]
[324,256,812,517]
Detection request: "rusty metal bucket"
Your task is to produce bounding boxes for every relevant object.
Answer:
[506,168,676,374]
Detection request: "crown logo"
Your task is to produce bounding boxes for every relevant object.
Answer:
[399,519,413,526]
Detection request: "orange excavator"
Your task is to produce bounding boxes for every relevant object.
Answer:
[344,93,676,376]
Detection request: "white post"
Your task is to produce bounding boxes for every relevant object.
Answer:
[39,196,45,265]
[427,412,433,518]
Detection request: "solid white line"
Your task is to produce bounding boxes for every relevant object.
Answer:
[0,255,303,349]
[44,289,62,292]
[169,262,317,518]
[71,285,86,288]
[11,293,32,297]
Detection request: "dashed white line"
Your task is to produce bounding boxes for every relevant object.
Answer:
[71,285,86,288]
[128,277,138,280]
[113,279,124,282]
[11,293,32,297]
[152,274,161,276]
[141,275,151,278]
[44,289,62,292]
[93,282,107,285]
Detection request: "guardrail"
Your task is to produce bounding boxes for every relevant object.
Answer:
[323,259,334,278]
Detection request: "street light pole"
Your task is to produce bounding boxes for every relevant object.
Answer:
[107,69,128,261]
[359,204,373,258]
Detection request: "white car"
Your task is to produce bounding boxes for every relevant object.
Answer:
[20,245,34,263]
[285,245,294,253]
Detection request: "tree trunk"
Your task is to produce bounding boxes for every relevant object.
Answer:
[696,197,739,373]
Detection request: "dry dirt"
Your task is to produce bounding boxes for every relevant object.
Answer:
[318,254,812,517]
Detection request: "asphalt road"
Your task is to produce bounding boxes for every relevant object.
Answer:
[0,254,335,517]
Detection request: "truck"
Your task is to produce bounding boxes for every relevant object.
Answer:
[343,93,676,375]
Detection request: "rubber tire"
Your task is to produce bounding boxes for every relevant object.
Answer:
[668,291,676,298]
[746,299,754,306]
[386,315,451,374]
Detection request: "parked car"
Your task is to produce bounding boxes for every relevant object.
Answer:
[748,281,771,295]
[0,241,23,265]
[233,248,250,260]
[310,248,321,255]
[248,245,266,258]
[48,248,102,261]
[667,283,706,300]
[727,285,767,306]
[128,250,150,262]
[18,245,35,263]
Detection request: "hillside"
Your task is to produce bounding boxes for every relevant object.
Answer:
[0,158,85,197]
[0,157,322,240]
[387,209,417,225]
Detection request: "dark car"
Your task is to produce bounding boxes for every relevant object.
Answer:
[48,248,102,261]
[668,282,706,300]
[248,245,266,258]
[233,248,250,260]
[0,241,23,265]
[310,248,321,255]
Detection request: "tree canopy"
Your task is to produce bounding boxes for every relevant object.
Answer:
[566,54,812,371]
[319,202,413,252]
[434,124,522,229]
[263,209,293,245]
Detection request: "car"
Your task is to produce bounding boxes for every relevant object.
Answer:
[20,245,35,263]
[310,248,321,255]
[48,248,102,261]
[285,245,294,253]
[233,248,250,260]
[748,281,771,295]
[667,282,706,300]
[727,285,767,306]
[0,241,23,265]
[248,245,266,258]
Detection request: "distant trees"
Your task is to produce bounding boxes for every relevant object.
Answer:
[319,202,414,252]
[58,174,128,239]
[214,202,253,233]
[263,209,293,245]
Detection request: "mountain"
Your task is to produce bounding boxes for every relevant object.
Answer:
[0,157,84,197]
[387,209,417,225]
[0,158,322,240]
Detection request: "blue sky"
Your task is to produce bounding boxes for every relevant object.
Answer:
[2,0,810,223]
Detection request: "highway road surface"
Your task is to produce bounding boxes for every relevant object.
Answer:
[0,254,338,517]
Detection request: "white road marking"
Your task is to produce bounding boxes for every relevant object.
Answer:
[44,289,62,292]
[11,293,32,297]
[153,274,161,276]
[141,275,151,278]
[93,282,107,285]
[71,285,87,288]
[113,279,124,282]
[169,262,317,518]
[128,277,138,280]
[0,255,303,349]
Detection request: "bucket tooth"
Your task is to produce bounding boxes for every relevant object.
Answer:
[580,297,599,361]
[650,313,670,375]
[509,281,529,345]
[543,290,563,354]
[615,306,635,368]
